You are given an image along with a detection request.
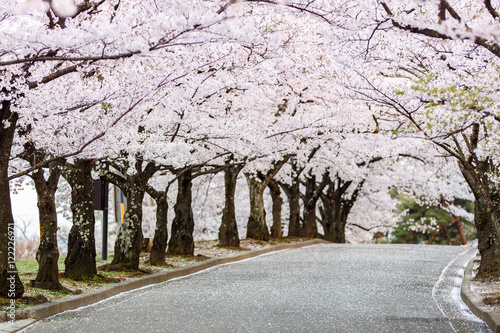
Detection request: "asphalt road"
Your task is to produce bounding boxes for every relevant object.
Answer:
[22,244,490,333]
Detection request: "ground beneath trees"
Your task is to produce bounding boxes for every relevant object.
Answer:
[1,238,312,312]
[471,256,500,312]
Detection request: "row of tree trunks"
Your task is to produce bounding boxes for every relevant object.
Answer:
[62,159,97,280]
[2,151,360,297]
[320,176,359,243]
[0,104,24,298]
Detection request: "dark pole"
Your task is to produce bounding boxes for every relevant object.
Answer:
[102,172,109,261]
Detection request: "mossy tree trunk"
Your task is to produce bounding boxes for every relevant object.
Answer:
[219,164,243,247]
[168,170,195,255]
[0,104,24,298]
[62,159,97,280]
[111,180,145,269]
[104,161,158,270]
[268,180,283,239]
[246,174,270,241]
[30,161,65,290]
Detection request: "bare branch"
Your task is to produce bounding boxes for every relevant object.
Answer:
[28,64,79,89]
[0,51,140,67]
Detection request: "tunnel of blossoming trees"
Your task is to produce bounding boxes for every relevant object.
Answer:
[1,0,499,297]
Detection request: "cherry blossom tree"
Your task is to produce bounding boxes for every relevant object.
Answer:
[3,0,494,299]
[0,0,272,294]
[241,0,500,274]
[345,2,500,275]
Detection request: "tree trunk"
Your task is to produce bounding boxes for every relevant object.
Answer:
[0,105,24,298]
[427,232,438,245]
[460,160,500,276]
[268,180,283,239]
[150,191,168,264]
[322,196,334,242]
[332,213,348,243]
[322,205,348,243]
[302,175,318,238]
[62,159,97,280]
[219,166,240,247]
[168,170,195,255]
[245,174,269,241]
[31,166,64,290]
[321,180,351,244]
[427,224,446,245]
[473,190,500,275]
[245,157,290,240]
[288,178,301,237]
[110,177,145,269]
[280,178,301,237]
[454,215,467,245]
[103,161,158,270]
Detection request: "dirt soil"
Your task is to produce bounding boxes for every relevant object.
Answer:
[1,238,311,312]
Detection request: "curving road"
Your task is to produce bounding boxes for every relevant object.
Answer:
[22,244,490,333]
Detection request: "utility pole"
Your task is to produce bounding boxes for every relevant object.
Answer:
[93,170,110,260]
[101,179,109,260]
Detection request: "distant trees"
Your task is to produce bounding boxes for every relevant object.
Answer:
[390,195,475,246]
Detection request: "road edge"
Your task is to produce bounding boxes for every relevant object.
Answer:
[461,256,500,333]
[0,239,329,332]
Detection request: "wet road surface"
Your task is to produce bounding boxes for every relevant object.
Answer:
[22,244,490,333]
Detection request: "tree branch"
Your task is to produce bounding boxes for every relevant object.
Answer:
[8,97,144,180]
[28,64,79,89]
[484,0,499,19]
[0,51,140,67]
[381,1,500,58]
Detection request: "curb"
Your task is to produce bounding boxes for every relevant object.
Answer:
[0,319,36,333]
[461,257,500,333]
[1,239,329,329]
